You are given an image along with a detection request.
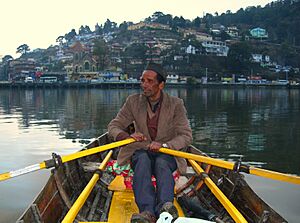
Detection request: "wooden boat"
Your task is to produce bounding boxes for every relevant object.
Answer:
[17,132,287,223]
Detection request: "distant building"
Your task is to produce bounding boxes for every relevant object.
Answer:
[250,28,268,39]
[180,28,213,42]
[226,26,239,38]
[186,45,196,54]
[8,58,37,81]
[128,22,171,31]
[166,74,179,83]
[66,41,98,80]
[201,40,229,56]
[251,54,270,63]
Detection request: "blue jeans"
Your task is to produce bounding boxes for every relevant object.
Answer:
[131,149,177,217]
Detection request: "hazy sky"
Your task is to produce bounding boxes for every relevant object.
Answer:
[0,0,272,58]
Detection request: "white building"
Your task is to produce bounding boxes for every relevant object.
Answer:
[186,45,196,54]
[201,40,229,56]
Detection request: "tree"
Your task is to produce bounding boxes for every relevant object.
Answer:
[123,43,148,60]
[56,36,65,45]
[95,23,103,35]
[1,55,13,80]
[65,29,77,42]
[156,14,173,25]
[93,39,109,71]
[16,44,30,55]
[79,25,91,35]
[103,19,117,33]
[227,42,252,73]
[119,21,129,32]
[2,55,13,62]
[192,17,201,28]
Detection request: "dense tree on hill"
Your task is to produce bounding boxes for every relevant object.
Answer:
[79,25,92,35]
[65,29,77,42]
[103,19,117,33]
[56,36,65,45]
[152,12,173,25]
[122,43,148,61]
[192,17,202,29]
[212,0,300,45]
[172,16,187,28]
[95,23,103,35]
[226,41,252,74]
[16,44,30,55]
[0,55,13,80]
[2,55,13,62]
[93,39,109,70]
[119,21,129,32]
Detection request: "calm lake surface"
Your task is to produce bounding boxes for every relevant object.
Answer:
[0,87,299,223]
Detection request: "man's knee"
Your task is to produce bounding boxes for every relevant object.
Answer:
[155,155,177,172]
[132,150,151,169]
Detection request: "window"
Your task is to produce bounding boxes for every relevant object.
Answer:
[84,61,90,71]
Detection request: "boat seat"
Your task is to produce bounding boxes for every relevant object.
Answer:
[107,175,185,222]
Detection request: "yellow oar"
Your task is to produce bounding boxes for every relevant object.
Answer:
[189,159,248,223]
[0,138,135,182]
[159,148,300,185]
[62,150,113,223]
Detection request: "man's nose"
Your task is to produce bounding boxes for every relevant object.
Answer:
[141,81,149,88]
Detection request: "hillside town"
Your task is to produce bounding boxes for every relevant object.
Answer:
[1,3,300,86]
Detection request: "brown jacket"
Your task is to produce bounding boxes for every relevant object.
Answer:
[108,92,193,173]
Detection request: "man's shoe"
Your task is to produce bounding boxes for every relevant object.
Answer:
[160,202,179,219]
[131,211,157,223]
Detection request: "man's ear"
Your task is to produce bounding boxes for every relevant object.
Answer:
[159,81,165,90]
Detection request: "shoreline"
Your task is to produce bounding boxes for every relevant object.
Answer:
[0,81,299,89]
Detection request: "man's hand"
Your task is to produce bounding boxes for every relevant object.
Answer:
[130,132,147,142]
[147,141,162,152]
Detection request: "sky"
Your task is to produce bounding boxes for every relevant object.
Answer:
[0,0,273,59]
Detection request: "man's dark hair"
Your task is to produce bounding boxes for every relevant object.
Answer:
[144,62,167,83]
[156,73,165,83]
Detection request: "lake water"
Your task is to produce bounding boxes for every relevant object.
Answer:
[0,87,299,223]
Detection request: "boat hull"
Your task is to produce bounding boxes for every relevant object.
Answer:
[17,133,287,223]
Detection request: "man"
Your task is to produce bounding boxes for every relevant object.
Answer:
[108,62,192,223]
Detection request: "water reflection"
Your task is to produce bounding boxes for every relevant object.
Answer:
[0,87,300,222]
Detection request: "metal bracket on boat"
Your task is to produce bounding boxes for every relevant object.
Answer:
[94,169,103,177]
[233,159,250,174]
[44,153,62,169]
[199,172,209,180]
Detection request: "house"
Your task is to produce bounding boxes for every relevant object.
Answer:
[210,24,225,35]
[251,54,270,63]
[250,28,268,39]
[201,40,229,56]
[180,28,213,42]
[226,26,239,38]
[166,74,179,83]
[8,58,37,81]
[128,22,171,31]
[174,55,184,61]
[186,45,196,54]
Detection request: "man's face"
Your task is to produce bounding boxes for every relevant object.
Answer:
[140,70,164,100]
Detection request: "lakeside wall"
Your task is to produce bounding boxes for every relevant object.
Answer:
[0,81,299,89]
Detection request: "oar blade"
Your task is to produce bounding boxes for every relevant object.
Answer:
[250,167,300,185]
[0,172,11,182]
[0,163,44,182]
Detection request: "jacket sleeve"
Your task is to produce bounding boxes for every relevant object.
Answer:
[166,100,193,150]
[108,96,135,140]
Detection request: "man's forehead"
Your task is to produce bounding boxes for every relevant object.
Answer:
[141,70,157,78]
